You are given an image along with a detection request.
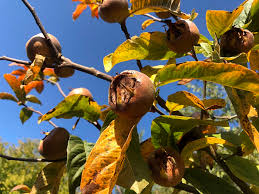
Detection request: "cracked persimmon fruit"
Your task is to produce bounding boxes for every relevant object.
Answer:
[167,20,200,54]
[108,70,155,119]
[38,127,69,160]
[147,147,185,187]
[26,33,61,65]
[98,0,129,23]
[220,27,254,57]
[54,66,75,78]
[68,87,93,100]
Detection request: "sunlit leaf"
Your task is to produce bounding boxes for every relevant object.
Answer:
[11,69,26,76]
[80,117,139,193]
[181,137,234,162]
[39,94,101,123]
[0,92,18,102]
[184,168,242,194]
[141,65,164,83]
[43,68,56,77]
[203,98,226,110]
[233,0,254,28]
[194,42,213,58]
[155,61,259,94]
[72,0,100,20]
[30,162,65,194]
[89,4,99,18]
[247,0,259,31]
[225,156,259,186]
[11,184,31,192]
[117,128,152,193]
[4,74,26,103]
[73,3,88,20]
[141,19,155,30]
[103,32,178,72]
[26,95,42,105]
[20,108,33,124]
[151,115,229,149]
[24,81,44,94]
[67,135,94,194]
[206,0,247,38]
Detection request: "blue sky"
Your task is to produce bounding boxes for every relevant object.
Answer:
[0,0,244,145]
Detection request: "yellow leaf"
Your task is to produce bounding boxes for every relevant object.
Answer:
[73,3,88,20]
[206,0,247,38]
[181,137,234,162]
[80,117,140,194]
[141,19,155,30]
[248,49,259,71]
[203,99,226,110]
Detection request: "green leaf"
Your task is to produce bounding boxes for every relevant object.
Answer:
[141,65,164,83]
[226,156,259,186]
[20,108,33,124]
[103,32,178,72]
[240,131,255,155]
[30,162,65,194]
[101,110,117,132]
[4,74,26,103]
[206,1,247,38]
[155,61,259,94]
[0,92,18,102]
[39,95,101,123]
[184,168,242,194]
[151,115,229,148]
[194,42,213,58]
[247,0,259,31]
[117,128,152,194]
[233,0,254,28]
[26,95,42,105]
[67,135,94,194]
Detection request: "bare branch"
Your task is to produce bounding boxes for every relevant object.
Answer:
[0,56,31,65]
[45,79,67,98]
[0,153,65,162]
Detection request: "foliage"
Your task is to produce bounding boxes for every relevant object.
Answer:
[1,0,259,193]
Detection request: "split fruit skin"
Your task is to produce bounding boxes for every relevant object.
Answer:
[147,147,185,187]
[68,88,93,101]
[26,33,61,65]
[167,20,200,54]
[109,70,155,119]
[54,66,75,78]
[38,127,69,160]
[220,27,254,57]
[98,0,129,23]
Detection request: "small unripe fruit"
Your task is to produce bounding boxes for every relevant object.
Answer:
[26,33,61,65]
[167,20,200,54]
[68,88,93,100]
[220,27,254,57]
[98,0,129,23]
[155,11,171,19]
[109,70,155,119]
[38,127,69,160]
[54,66,75,78]
[147,147,185,187]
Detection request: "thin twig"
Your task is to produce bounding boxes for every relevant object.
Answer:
[0,153,66,162]
[22,103,57,128]
[174,182,199,194]
[0,56,31,65]
[143,13,163,22]
[21,0,61,62]
[45,78,66,98]
[115,185,123,194]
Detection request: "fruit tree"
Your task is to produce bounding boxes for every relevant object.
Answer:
[0,0,259,193]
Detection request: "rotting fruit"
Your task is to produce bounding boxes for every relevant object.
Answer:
[26,33,62,65]
[54,66,75,78]
[147,147,185,187]
[220,27,254,57]
[98,0,129,23]
[108,70,155,119]
[167,19,200,54]
[68,87,93,100]
[38,127,69,160]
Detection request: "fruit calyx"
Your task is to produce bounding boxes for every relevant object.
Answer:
[98,0,129,23]
[167,19,200,54]
[147,147,185,187]
[109,70,155,119]
[220,27,254,57]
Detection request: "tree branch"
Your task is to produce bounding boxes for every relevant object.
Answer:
[0,56,31,65]
[21,0,61,62]
[45,78,67,98]
[0,153,65,162]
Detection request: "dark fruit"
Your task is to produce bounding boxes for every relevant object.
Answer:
[155,11,171,19]
[26,33,61,65]
[167,20,200,53]
[220,27,254,57]
[38,127,69,160]
[147,147,185,187]
[109,70,155,119]
[98,0,129,23]
[54,66,75,78]
[68,88,93,100]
